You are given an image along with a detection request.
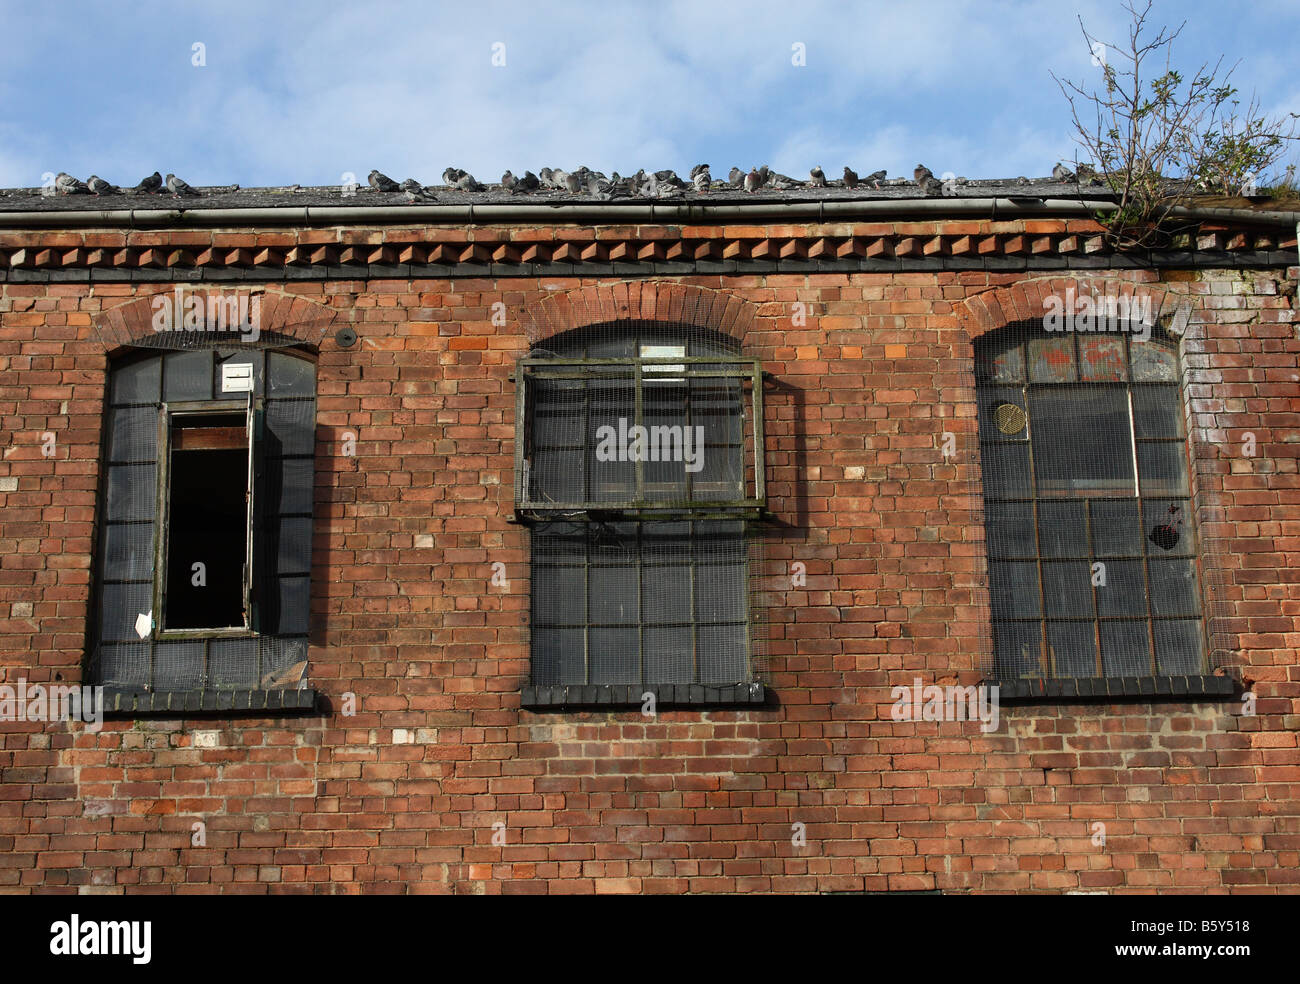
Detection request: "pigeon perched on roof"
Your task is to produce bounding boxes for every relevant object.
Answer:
[1051,162,1076,181]
[86,175,119,196]
[809,166,826,188]
[514,170,540,193]
[913,164,935,185]
[756,166,771,187]
[842,167,859,189]
[368,170,400,192]
[441,167,467,187]
[166,173,199,197]
[692,167,711,193]
[501,170,518,193]
[564,171,582,194]
[456,173,485,192]
[55,172,89,195]
[130,171,162,195]
[767,171,802,190]
[728,166,744,188]
[401,178,435,201]
[920,175,944,197]
[689,163,710,180]
[865,169,887,188]
[538,167,556,189]
[655,169,687,188]
[744,168,761,193]
[551,168,570,191]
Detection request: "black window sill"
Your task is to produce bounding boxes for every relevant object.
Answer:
[100,687,318,718]
[990,674,1234,703]
[521,682,766,710]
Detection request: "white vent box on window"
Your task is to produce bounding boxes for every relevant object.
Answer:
[221,363,254,393]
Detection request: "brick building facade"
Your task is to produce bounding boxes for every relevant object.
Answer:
[1,181,1297,893]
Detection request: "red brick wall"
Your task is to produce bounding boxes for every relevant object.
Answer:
[1,218,1297,893]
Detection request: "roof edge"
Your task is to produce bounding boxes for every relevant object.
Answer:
[1,197,1297,230]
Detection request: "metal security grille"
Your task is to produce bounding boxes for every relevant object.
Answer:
[522,322,764,692]
[89,348,315,692]
[976,325,1205,679]
[516,323,764,520]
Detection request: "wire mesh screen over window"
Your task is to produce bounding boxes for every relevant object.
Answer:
[976,325,1205,680]
[91,348,315,692]
[523,323,760,690]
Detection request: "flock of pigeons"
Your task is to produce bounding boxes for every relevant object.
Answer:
[373,164,926,201]
[49,170,198,197]
[43,162,1102,203]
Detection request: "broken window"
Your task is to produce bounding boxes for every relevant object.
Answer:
[976,326,1205,680]
[90,347,316,695]
[517,325,767,704]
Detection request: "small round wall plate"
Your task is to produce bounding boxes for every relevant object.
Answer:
[994,402,1026,434]
[335,326,358,348]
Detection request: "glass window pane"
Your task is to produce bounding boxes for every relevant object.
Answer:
[1154,619,1206,674]
[1042,561,1095,616]
[533,565,585,624]
[266,351,314,396]
[980,443,1032,497]
[1149,558,1200,615]
[644,626,693,683]
[993,621,1043,678]
[1029,389,1134,494]
[1046,622,1098,677]
[1038,500,1088,557]
[1078,336,1127,382]
[112,356,161,404]
[977,338,1025,384]
[1094,559,1147,616]
[696,563,745,623]
[265,400,316,456]
[1100,621,1152,676]
[162,350,214,401]
[1028,336,1078,383]
[985,501,1036,558]
[589,565,638,624]
[1090,498,1143,556]
[1132,385,1184,438]
[698,624,747,684]
[531,628,584,686]
[107,406,157,463]
[589,628,639,684]
[1137,442,1189,496]
[989,561,1041,618]
[1131,337,1178,381]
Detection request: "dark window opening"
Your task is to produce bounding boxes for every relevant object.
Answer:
[164,413,249,630]
[976,325,1206,681]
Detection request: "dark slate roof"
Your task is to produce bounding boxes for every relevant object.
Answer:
[0,176,1122,212]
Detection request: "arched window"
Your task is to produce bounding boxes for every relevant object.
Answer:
[90,345,316,701]
[976,324,1205,682]
[515,323,767,707]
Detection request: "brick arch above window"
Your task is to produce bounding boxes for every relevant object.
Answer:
[520,281,757,347]
[92,289,341,356]
[954,278,1189,344]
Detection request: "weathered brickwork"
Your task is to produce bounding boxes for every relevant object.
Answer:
[0,214,1297,893]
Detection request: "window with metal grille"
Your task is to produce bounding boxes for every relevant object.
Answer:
[518,324,766,707]
[976,325,1206,681]
[90,348,316,698]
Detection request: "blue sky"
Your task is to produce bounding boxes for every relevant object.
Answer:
[1,0,1297,189]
